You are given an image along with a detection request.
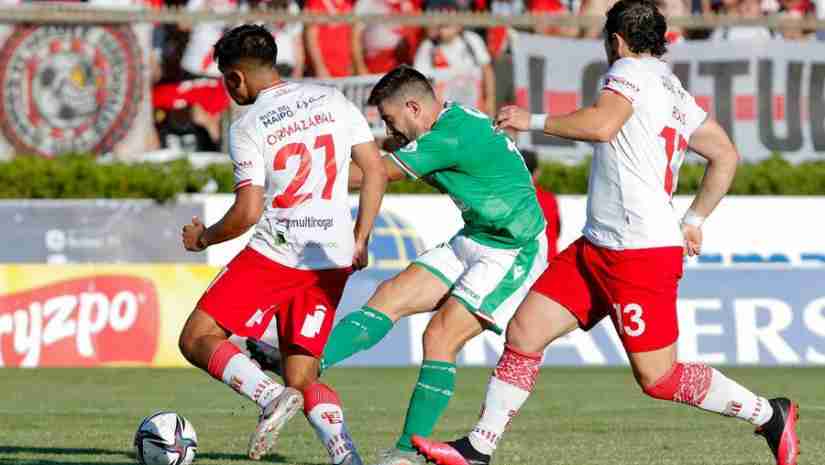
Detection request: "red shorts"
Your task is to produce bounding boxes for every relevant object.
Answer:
[198,247,352,358]
[532,237,683,353]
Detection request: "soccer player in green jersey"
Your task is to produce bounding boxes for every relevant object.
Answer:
[247,65,548,464]
[323,65,549,465]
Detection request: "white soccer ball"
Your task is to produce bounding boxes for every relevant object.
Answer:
[134,411,198,465]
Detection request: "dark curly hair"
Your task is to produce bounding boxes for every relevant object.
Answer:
[367,65,436,106]
[604,0,668,57]
[213,24,278,71]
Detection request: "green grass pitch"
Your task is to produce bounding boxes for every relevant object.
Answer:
[1,367,822,465]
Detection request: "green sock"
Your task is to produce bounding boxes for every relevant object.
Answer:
[319,306,393,372]
[396,360,456,452]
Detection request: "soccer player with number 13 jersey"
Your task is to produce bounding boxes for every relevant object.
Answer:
[414,2,799,465]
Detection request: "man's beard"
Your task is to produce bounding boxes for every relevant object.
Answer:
[382,134,411,152]
[394,133,411,147]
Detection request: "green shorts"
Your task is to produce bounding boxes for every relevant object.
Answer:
[414,233,548,334]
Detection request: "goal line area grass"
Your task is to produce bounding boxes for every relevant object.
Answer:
[1,367,822,465]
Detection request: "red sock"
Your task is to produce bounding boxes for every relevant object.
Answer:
[207,340,283,408]
[643,362,773,426]
[303,382,357,464]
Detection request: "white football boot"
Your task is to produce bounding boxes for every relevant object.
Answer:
[248,387,303,460]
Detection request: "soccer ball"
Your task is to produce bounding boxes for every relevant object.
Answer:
[134,411,198,465]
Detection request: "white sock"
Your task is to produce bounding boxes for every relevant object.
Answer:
[699,368,773,426]
[469,376,531,455]
[468,345,541,455]
[208,341,284,409]
[304,382,357,464]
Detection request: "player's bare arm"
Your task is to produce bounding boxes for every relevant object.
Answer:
[681,118,739,256]
[496,90,633,143]
[181,185,265,252]
[348,154,406,189]
[496,91,633,142]
[351,141,389,269]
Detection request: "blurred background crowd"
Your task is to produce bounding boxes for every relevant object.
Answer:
[151,0,824,152]
[2,0,820,154]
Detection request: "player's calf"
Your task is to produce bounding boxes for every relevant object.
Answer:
[282,351,321,391]
[178,308,230,370]
[421,301,483,361]
[411,344,541,465]
[641,361,775,425]
[641,361,798,465]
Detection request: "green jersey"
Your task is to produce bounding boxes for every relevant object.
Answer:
[388,103,545,248]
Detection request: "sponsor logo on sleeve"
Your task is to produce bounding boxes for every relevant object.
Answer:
[604,75,640,94]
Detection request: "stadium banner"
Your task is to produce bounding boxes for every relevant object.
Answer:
[202,194,825,367]
[0,199,206,264]
[1,195,823,367]
[0,264,218,368]
[512,34,825,162]
[0,21,154,160]
[205,194,825,269]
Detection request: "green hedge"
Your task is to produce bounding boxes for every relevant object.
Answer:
[1,154,824,201]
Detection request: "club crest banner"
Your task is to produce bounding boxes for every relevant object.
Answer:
[0,22,153,159]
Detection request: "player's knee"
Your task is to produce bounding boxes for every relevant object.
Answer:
[178,308,217,360]
[505,314,531,344]
[422,323,459,358]
[421,324,443,351]
[286,376,315,392]
[284,369,317,391]
[178,323,196,361]
[504,314,550,354]
[370,279,408,319]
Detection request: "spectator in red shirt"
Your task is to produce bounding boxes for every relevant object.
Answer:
[522,149,560,259]
[530,0,578,37]
[305,0,355,77]
[352,0,423,75]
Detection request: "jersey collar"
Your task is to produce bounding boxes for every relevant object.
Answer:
[433,100,454,124]
[259,81,291,96]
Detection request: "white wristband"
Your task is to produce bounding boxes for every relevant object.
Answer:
[529,114,548,131]
[682,209,705,228]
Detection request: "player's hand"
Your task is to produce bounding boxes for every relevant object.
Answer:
[352,239,369,270]
[182,216,207,252]
[496,106,531,132]
[682,223,703,257]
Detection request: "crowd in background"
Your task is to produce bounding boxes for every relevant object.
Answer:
[139,0,824,150]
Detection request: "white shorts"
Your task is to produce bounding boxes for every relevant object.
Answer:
[414,234,548,334]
